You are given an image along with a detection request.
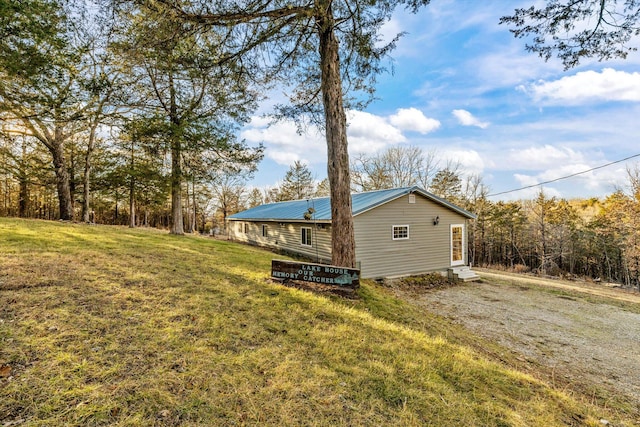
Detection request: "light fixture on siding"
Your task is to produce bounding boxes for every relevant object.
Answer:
[433,216,440,226]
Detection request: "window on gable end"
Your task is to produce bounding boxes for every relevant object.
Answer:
[392,225,409,240]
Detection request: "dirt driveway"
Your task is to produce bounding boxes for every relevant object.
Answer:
[394,270,640,411]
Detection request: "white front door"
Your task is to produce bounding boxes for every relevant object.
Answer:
[450,224,464,266]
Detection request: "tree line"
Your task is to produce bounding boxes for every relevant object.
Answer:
[3,134,640,289]
[468,175,640,291]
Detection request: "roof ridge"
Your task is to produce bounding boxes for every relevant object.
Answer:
[254,186,418,206]
[228,186,475,221]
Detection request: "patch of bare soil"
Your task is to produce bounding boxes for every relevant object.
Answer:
[270,278,359,299]
[392,270,640,416]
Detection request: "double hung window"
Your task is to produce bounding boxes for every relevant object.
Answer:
[301,227,312,246]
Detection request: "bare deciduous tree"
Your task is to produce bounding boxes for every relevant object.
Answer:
[351,145,439,192]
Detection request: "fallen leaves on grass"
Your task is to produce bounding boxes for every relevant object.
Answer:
[384,272,458,294]
[0,364,11,377]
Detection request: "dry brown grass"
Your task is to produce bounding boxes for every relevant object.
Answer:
[0,218,629,426]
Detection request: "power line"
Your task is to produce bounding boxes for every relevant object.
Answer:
[487,153,640,198]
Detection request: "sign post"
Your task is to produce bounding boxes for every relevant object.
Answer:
[271,260,360,288]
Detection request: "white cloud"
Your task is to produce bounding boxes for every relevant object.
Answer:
[240,118,326,166]
[483,144,625,198]
[513,173,540,188]
[268,151,304,166]
[538,163,592,182]
[378,17,403,48]
[536,163,630,196]
[504,160,628,200]
[504,145,586,171]
[389,107,441,134]
[346,110,407,154]
[508,173,563,199]
[473,44,563,89]
[243,107,445,188]
[522,68,640,104]
[241,109,421,165]
[452,109,490,128]
[439,148,485,176]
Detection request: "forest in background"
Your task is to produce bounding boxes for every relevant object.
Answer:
[2,135,640,290]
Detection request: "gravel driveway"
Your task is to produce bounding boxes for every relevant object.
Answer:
[395,271,640,410]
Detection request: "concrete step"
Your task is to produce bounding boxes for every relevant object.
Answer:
[448,266,481,282]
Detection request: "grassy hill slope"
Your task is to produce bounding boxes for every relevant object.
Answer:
[0,218,624,426]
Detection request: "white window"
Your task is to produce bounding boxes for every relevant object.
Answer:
[301,227,312,246]
[262,224,268,237]
[408,194,416,204]
[392,225,409,240]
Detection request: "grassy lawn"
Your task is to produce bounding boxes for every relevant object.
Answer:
[0,218,629,426]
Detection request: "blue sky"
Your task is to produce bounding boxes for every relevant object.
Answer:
[240,0,640,201]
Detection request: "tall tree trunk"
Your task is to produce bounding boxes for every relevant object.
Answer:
[51,129,73,220]
[185,179,191,232]
[18,137,28,217]
[191,179,197,233]
[69,144,76,213]
[317,4,356,268]
[114,190,119,222]
[169,72,184,235]
[81,158,91,222]
[129,178,136,228]
[129,139,136,228]
[18,173,28,217]
[170,139,184,234]
[2,176,8,215]
[81,138,93,222]
[81,119,101,222]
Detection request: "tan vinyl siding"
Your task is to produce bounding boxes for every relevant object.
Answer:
[228,220,332,263]
[228,191,472,279]
[354,194,468,278]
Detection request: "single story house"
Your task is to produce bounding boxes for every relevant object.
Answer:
[227,186,478,280]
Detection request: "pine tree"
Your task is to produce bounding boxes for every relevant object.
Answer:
[276,161,315,201]
[430,168,462,202]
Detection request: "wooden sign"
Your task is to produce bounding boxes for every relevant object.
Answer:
[271,260,360,287]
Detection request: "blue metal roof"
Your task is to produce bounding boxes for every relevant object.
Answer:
[228,186,476,222]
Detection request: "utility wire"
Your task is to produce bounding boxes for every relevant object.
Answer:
[487,153,640,197]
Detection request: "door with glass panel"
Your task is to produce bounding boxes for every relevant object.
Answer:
[450,224,464,266]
